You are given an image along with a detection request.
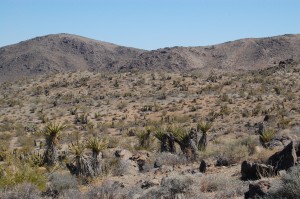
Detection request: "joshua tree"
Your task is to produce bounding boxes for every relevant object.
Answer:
[197,121,212,151]
[154,127,176,153]
[173,127,198,160]
[42,122,65,167]
[86,137,108,176]
[67,141,94,177]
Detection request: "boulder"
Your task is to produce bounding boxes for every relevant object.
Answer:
[114,149,133,160]
[241,161,276,180]
[199,160,206,173]
[267,141,297,171]
[215,157,229,166]
[244,180,271,199]
[154,160,162,168]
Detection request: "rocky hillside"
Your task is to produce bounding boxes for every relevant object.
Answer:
[0,34,144,82]
[122,34,300,72]
[1,33,300,82]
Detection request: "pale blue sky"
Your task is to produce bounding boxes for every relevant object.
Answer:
[1,0,299,50]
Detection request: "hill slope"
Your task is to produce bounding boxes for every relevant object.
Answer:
[123,34,300,72]
[0,33,144,82]
[0,34,300,81]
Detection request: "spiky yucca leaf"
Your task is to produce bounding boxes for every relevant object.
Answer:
[43,122,66,145]
[197,121,212,133]
[68,141,86,157]
[154,127,165,141]
[260,129,275,143]
[172,125,189,142]
[86,137,108,154]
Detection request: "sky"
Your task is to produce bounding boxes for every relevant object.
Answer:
[1,0,300,50]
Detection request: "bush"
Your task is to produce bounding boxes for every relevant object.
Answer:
[200,174,246,197]
[155,153,187,167]
[0,162,47,191]
[0,183,41,199]
[268,165,300,198]
[48,171,78,193]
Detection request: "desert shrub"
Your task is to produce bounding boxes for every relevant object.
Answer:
[155,153,187,167]
[85,180,125,199]
[58,189,82,199]
[216,139,251,164]
[48,171,78,194]
[141,175,206,199]
[268,165,300,198]
[102,158,132,176]
[0,162,47,191]
[240,135,260,155]
[260,129,275,144]
[200,174,246,197]
[0,183,41,199]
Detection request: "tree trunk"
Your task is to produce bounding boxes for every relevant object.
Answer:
[43,139,57,166]
[198,132,207,151]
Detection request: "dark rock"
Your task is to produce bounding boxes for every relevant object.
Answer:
[141,181,155,189]
[215,157,229,166]
[268,141,297,171]
[199,160,206,173]
[241,161,276,180]
[137,159,146,172]
[244,180,271,199]
[154,160,162,168]
[296,142,300,157]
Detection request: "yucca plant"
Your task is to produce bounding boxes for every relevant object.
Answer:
[136,127,153,149]
[42,122,66,167]
[197,121,212,151]
[259,129,275,148]
[86,137,108,176]
[67,141,94,177]
[154,127,176,153]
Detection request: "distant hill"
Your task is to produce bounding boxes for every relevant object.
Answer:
[1,33,300,82]
[121,34,300,72]
[0,34,144,82]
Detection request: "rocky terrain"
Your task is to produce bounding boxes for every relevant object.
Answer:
[1,34,300,82]
[0,56,300,198]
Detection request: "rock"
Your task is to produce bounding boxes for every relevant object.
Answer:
[199,160,206,173]
[296,143,300,157]
[137,159,146,172]
[158,165,173,174]
[267,141,297,171]
[154,160,162,168]
[141,179,160,189]
[215,157,229,166]
[244,180,271,199]
[241,161,276,180]
[141,181,155,189]
[114,149,133,160]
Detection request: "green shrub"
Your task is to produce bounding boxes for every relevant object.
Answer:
[0,162,47,191]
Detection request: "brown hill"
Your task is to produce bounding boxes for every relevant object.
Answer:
[122,34,300,72]
[0,33,300,82]
[0,33,144,82]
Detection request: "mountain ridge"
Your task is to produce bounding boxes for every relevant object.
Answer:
[1,33,300,82]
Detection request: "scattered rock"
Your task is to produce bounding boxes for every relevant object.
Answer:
[154,160,162,168]
[267,141,297,171]
[244,180,271,199]
[115,149,133,160]
[199,160,206,173]
[141,179,160,189]
[137,159,146,172]
[215,157,229,167]
[241,161,276,180]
